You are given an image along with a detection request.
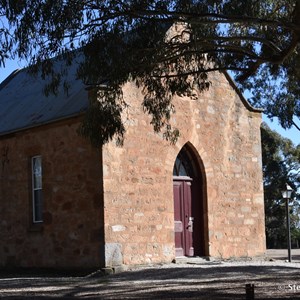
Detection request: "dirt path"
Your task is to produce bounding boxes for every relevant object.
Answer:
[1,250,300,299]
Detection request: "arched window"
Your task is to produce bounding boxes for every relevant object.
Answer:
[173,148,194,177]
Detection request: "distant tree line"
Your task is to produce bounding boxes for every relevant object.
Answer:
[262,123,300,248]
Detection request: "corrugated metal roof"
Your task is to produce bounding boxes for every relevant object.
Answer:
[0,59,88,136]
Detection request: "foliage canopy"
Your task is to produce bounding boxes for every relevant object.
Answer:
[261,123,300,248]
[1,0,300,145]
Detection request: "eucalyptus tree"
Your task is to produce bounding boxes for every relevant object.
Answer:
[261,123,300,248]
[1,0,300,145]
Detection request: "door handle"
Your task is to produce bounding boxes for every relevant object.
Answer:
[187,217,194,231]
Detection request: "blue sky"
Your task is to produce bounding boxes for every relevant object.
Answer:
[0,58,298,146]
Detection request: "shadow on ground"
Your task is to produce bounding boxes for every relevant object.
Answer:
[1,263,300,299]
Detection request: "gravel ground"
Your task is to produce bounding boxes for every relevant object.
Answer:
[1,250,300,299]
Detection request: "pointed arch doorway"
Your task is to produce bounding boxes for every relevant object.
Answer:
[173,144,207,257]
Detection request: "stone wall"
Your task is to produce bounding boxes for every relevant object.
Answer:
[0,70,265,270]
[103,71,265,267]
[0,117,104,269]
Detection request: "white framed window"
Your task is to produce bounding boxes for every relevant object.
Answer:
[32,156,43,223]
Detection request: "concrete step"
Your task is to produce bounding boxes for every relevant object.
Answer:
[174,256,220,264]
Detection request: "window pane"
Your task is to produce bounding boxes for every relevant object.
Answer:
[173,157,180,176]
[34,190,43,222]
[178,162,188,176]
[33,157,42,189]
[173,149,194,177]
[32,156,43,223]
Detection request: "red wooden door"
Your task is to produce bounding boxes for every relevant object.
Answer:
[173,179,194,257]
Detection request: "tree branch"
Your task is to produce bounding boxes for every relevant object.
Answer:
[126,9,300,32]
[292,120,300,132]
[192,35,282,54]
[151,66,251,78]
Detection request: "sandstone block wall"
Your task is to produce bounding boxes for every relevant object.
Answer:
[103,71,265,266]
[0,70,265,270]
[0,117,104,269]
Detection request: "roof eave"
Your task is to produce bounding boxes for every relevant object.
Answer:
[0,112,85,138]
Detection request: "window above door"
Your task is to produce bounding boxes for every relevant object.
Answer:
[173,148,194,177]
